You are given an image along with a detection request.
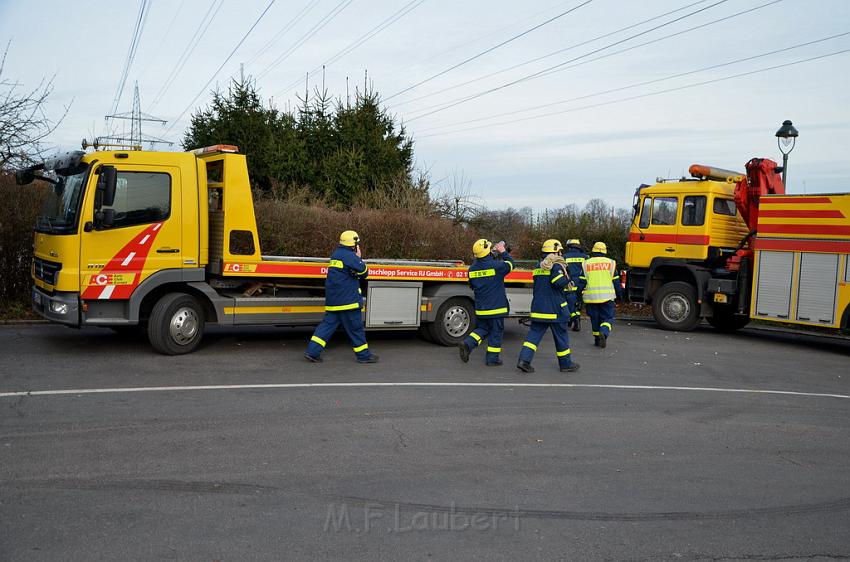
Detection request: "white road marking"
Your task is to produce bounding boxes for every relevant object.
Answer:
[98,285,115,299]
[0,383,848,400]
[139,235,150,245]
[120,252,136,267]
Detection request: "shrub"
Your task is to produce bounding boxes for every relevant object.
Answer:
[0,173,46,315]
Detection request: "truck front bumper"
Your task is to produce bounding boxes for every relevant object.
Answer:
[31,286,80,326]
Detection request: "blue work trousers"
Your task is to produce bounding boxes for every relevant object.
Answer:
[305,309,372,360]
[518,321,574,369]
[462,317,504,365]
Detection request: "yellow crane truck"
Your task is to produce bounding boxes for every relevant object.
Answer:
[625,158,850,333]
[20,145,535,354]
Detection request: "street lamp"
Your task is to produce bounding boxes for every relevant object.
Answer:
[775,119,798,186]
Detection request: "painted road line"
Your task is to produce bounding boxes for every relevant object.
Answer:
[0,383,848,400]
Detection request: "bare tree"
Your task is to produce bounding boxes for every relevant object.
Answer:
[431,169,484,225]
[0,42,70,170]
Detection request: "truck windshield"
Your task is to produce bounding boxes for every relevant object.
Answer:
[35,164,89,234]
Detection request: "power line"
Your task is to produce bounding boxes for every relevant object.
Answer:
[256,0,353,81]
[165,0,277,135]
[419,32,850,134]
[384,0,595,102]
[148,0,224,112]
[417,48,850,139]
[274,0,426,98]
[245,0,320,67]
[109,0,152,116]
[404,0,735,122]
[389,0,713,109]
[137,0,187,81]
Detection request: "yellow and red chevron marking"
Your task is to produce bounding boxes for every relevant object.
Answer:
[81,222,164,300]
[758,195,850,240]
[222,260,534,283]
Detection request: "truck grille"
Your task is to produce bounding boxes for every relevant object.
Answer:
[33,257,62,286]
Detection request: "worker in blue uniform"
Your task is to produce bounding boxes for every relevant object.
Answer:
[563,238,588,332]
[459,239,514,366]
[580,241,622,349]
[516,239,580,374]
[305,230,379,363]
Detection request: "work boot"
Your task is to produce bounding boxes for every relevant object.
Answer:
[486,359,503,366]
[593,336,600,347]
[599,334,607,349]
[572,317,581,332]
[516,360,534,373]
[305,353,323,363]
[560,362,580,373]
[357,354,380,364]
[458,343,470,363]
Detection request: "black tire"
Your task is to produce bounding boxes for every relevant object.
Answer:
[428,297,475,346]
[652,281,700,332]
[147,293,205,355]
[707,307,750,332]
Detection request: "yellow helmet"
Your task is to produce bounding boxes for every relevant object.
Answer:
[541,239,563,253]
[592,241,608,254]
[472,239,492,258]
[339,230,360,247]
[566,238,581,246]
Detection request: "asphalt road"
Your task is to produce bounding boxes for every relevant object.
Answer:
[1,321,849,561]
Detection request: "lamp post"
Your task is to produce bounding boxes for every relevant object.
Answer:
[775,119,799,186]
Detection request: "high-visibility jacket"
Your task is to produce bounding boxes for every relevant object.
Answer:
[325,245,368,311]
[581,255,618,303]
[529,259,570,322]
[468,252,514,318]
[563,247,587,292]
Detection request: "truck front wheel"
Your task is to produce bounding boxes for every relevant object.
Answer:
[147,293,205,355]
[652,282,700,331]
[426,297,474,346]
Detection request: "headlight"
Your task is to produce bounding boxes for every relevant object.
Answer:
[50,302,68,315]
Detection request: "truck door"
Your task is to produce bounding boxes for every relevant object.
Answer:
[80,165,182,301]
[637,194,679,257]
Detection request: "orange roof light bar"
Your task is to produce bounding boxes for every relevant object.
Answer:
[189,144,240,156]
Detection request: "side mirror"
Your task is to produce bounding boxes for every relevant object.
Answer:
[15,170,35,185]
[94,166,117,209]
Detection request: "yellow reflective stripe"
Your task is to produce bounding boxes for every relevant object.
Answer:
[530,312,558,319]
[487,346,501,353]
[358,267,368,275]
[550,274,564,284]
[565,286,578,291]
[325,302,361,311]
[532,268,548,276]
[329,259,344,268]
[556,348,571,357]
[600,322,612,330]
[353,343,369,353]
[565,257,585,263]
[560,302,568,308]
[476,307,508,316]
[523,341,537,351]
[571,312,580,317]
[506,261,514,271]
[592,331,600,336]
[311,335,327,347]
[470,269,496,279]
[579,276,587,280]
[469,332,482,342]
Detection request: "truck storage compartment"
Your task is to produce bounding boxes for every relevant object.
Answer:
[754,251,794,319]
[795,252,839,325]
[366,281,422,328]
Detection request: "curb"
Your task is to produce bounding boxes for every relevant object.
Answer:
[0,319,49,325]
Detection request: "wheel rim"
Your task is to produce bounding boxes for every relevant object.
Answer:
[661,293,691,324]
[169,307,199,346]
[443,306,470,337]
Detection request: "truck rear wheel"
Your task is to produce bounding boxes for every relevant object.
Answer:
[652,281,700,332]
[428,297,474,346]
[148,293,205,355]
[707,307,750,332]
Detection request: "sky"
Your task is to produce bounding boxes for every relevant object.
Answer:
[1,0,849,211]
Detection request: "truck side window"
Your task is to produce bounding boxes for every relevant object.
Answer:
[651,197,678,226]
[639,196,652,228]
[713,198,736,216]
[682,195,706,226]
[103,172,171,228]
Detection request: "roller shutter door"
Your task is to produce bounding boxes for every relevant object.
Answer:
[796,253,838,324]
[754,251,794,318]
